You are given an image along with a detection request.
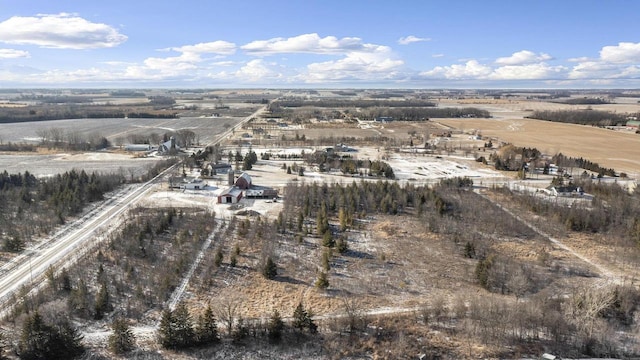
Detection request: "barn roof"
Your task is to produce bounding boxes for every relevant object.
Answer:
[238,172,252,183]
[219,187,242,197]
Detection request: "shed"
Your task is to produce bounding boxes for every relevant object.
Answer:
[235,172,252,189]
[245,187,279,199]
[218,187,243,204]
[124,144,152,152]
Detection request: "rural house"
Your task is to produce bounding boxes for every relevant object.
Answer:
[548,185,584,197]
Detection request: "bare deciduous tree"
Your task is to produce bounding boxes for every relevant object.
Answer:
[216,297,240,336]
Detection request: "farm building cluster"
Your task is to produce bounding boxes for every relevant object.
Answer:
[167,164,278,205]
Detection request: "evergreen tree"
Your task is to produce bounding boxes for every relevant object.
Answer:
[262,257,278,280]
[195,304,219,346]
[214,248,223,267]
[18,311,48,360]
[157,309,175,349]
[18,312,84,360]
[109,317,135,355]
[172,302,195,348]
[336,236,348,254]
[68,278,91,318]
[268,309,284,343]
[94,282,111,320]
[49,319,84,359]
[315,271,329,290]
[3,232,24,252]
[292,302,316,333]
[60,268,72,293]
[321,250,330,271]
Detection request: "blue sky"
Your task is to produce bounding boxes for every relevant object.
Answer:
[0,0,639,88]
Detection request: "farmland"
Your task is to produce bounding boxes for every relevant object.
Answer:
[0,89,639,359]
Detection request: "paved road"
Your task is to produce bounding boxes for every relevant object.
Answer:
[0,106,266,315]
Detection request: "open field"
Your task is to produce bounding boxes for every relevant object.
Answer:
[437,117,640,176]
[0,115,249,145]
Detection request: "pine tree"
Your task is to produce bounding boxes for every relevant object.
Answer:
[94,282,111,320]
[321,250,330,271]
[214,248,223,267]
[172,302,195,348]
[109,317,135,355]
[315,271,329,290]
[268,309,284,343]
[157,309,175,349]
[262,256,277,280]
[68,278,91,318]
[50,319,85,359]
[18,312,84,360]
[60,268,72,293]
[292,302,313,332]
[195,304,219,345]
[336,236,348,254]
[18,311,48,360]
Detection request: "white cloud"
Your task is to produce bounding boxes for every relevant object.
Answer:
[489,63,565,80]
[398,35,430,45]
[234,59,281,81]
[0,48,29,59]
[303,46,404,82]
[495,50,552,65]
[211,61,236,67]
[421,60,492,79]
[169,41,236,55]
[569,42,640,80]
[600,42,640,63]
[241,33,367,55]
[432,54,444,58]
[421,58,565,81]
[0,13,127,49]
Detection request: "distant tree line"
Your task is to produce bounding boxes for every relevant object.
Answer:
[19,95,94,104]
[360,107,490,120]
[303,152,395,179]
[554,97,611,105]
[270,99,437,109]
[551,153,617,177]
[527,109,628,126]
[0,105,178,124]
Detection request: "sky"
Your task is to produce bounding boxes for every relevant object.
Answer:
[0,0,639,89]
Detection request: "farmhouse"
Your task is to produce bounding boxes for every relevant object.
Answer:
[218,187,243,204]
[235,172,252,189]
[208,162,232,175]
[169,176,206,190]
[183,178,205,190]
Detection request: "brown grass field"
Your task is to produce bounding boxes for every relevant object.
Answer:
[436,117,640,177]
[435,97,640,178]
